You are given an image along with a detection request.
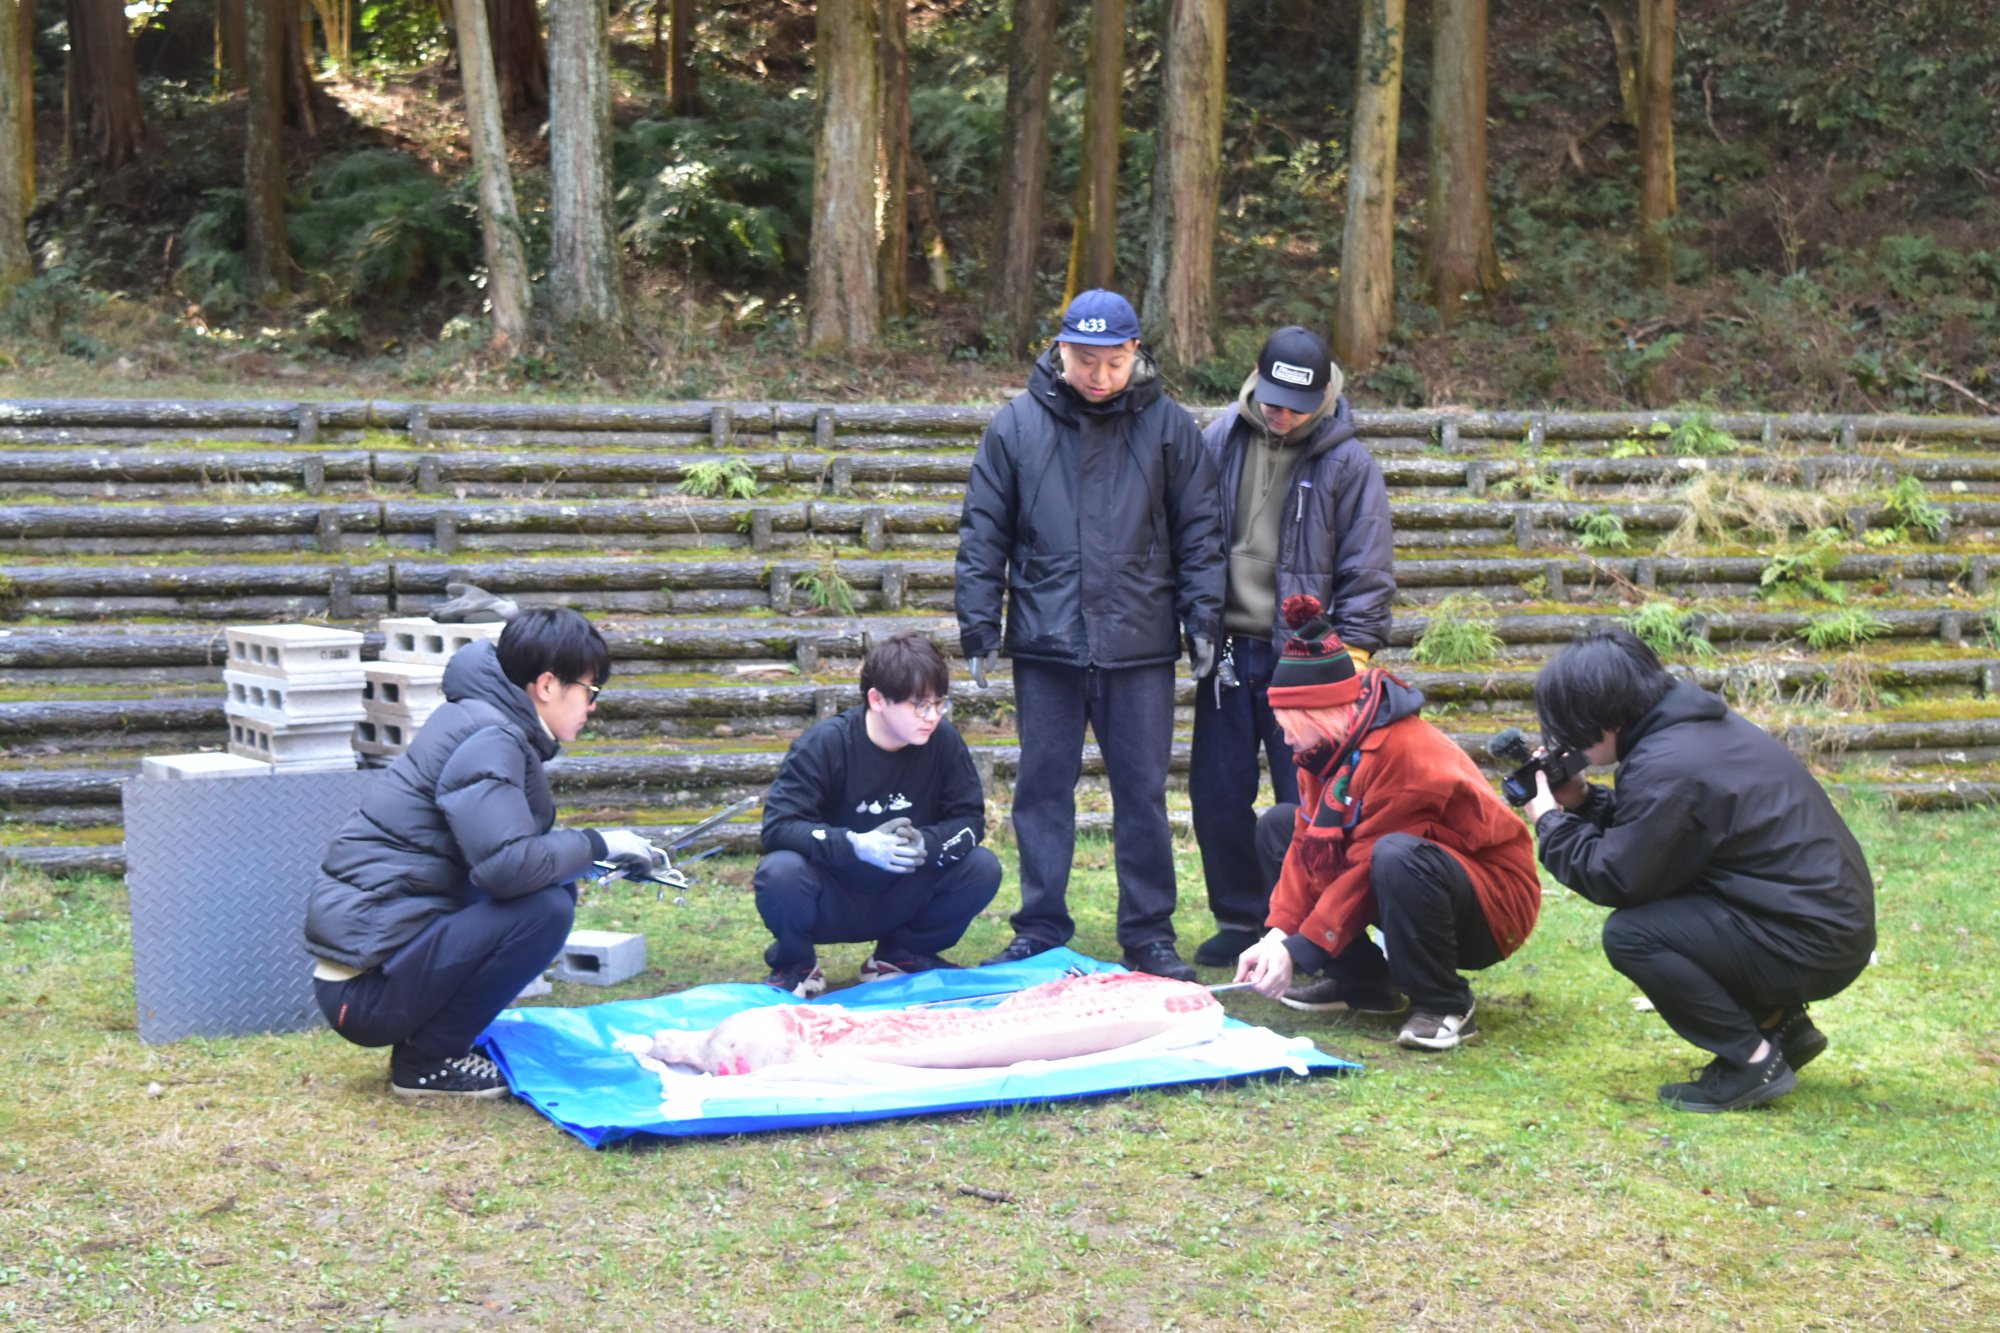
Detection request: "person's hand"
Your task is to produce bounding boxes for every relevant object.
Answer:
[966,653,989,690]
[847,822,924,872]
[1190,635,1215,679]
[600,828,666,871]
[1523,771,1563,825]
[885,816,925,853]
[1233,929,1296,1000]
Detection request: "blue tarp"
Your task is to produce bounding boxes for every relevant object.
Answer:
[479,948,1360,1147]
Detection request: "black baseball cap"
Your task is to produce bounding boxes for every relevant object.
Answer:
[1253,326,1339,414]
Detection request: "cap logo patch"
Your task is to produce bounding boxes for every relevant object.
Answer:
[1076,317,1109,333]
[1271,359,1316,387]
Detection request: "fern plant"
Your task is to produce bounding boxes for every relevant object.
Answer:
[1759,528,1848,603]
[614,101,814,279]
[1621,600,1717,660]
[1666,412,1738,457]
[795,553,858,616]
[1575,509,1632,551]
[676,459,763,500]
[1411,594,1504,667]
[287,150,481,308]
[1802,608,1890,649]
[1882,474,1947,541]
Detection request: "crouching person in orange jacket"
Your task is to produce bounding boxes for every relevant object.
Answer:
[1234,597,1541,1050]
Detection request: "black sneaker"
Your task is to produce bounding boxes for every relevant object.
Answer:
[1280,976,1408,1015]
[390,1049,510,1100]
[1658,1048,1797,1113]
[1762,1008,1828,1071]
[763,961,826,997]
[1122,940,1197,982]
[859,951,963,982]
[1396,1005,1480,1050]
[980,937,1052,967]
[1192,929,1263,968]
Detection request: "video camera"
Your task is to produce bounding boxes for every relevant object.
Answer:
[1487,727,1591,807]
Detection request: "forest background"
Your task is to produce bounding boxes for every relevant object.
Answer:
[0,0,1994,412]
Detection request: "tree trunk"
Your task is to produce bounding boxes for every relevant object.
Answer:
[0,0,29,288]
[805,0,879,352]
[988,0,1057,357]
[1635,0,1676,288]
[1419,0,1501,324]
[282,0,320,135]
[1141,0,1225,368]
[908,142,952,296]
[452,0,532,348]
[547,0,623,336]
[215,0,246,91]
[876,0,908,318]
[487,0,548,117]
[1063,0,1123,304]
[1332,0,1404,374]
[244,0,288,299]
[665,0,696,115]
[64,0,146,169]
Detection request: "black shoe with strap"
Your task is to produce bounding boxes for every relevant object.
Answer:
[1122,940,1197,982]
[1762,1008,1828,1070]
[980,937,1053,967]
[391,1049,510,1100]
[1658,1048,1797,1113]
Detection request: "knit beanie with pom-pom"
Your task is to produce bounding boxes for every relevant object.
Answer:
[1267,594,1360,709]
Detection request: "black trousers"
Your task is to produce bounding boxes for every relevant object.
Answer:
[1257,806,1503,1012]
[753,847,1002,969]
[1009,659,1180,951]
[1602,895,1868,1066]
[1190,636,1300,934]
[314,884,574,1061]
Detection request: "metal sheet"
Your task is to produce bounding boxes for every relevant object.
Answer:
[124,769,379,1043]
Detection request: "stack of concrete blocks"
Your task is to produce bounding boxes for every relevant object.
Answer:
[223,625,367,772]
[354,617,505,766]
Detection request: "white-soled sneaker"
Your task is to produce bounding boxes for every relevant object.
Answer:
[1396,1004,1480,1051]
[391,1051,510,1099]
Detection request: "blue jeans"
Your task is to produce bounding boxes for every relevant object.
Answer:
[1190,636,1300,934]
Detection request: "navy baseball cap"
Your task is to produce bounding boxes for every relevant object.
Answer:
[1253,325,1341,414]
[1058,289,1142,346]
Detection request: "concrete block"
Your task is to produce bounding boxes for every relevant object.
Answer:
[379,617,504,666]
[225,624,366,678]
[552,930,647,987]
[141,752,273,780]
[224,670,367,727]
[227,717,358,769]
[512,972,552,1003]
[361,662,448,717]
[352,715,429,754]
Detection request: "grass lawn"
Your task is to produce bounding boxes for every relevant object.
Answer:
[2,799,1995,1330]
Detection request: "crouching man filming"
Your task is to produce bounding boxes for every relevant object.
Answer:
[1525,628,1876,1113]
[1233,598,1541,1050]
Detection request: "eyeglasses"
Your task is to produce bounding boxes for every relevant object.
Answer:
[908,698,951,720]
[567,679,604,703]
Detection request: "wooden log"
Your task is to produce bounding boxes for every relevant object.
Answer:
[380,431,718,455]
[807,501,962,534]
[0,630,234,668]
[0,449,373,484]
[379,450,788,484]
[418,402,774,433]
[5,564,396,597]
[770,404,993,434]
[19,596,393,622]
[0,845,127,876]
[0,767,129,805]
[773,432,983,452]
[0,502,383,539]
[0,399,307,428]
[0,427,297,446]
[378,500,794,537]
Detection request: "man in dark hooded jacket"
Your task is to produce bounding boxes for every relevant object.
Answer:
[305,609,664,1099]
[1526,627,1876,1113]
[955,289,1225,980]
[1189,325,1395,973]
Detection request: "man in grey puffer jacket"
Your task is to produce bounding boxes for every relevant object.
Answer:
[1189,326,1395,978]
[305,608,663,1099]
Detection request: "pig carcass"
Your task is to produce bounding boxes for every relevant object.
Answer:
[644,971,1225,1075]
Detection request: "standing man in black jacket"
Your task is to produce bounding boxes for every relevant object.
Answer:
[1189,325,1395,975]
[754,634,1001,995]
[956,289,1226,980]
[1526,628,1877,1113]
[306,610,666,1099]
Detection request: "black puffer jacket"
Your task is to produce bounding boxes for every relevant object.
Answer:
[304,641,600,971]
[1200,391,1395,653]
[1535,679,1876,971]
[955,346,1224,668]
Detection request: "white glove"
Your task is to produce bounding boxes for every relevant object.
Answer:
[847,817,924,872]
[600,828,666,871]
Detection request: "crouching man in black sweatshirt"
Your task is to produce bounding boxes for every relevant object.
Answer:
[753,634,1002,996]
[1525,628,1876,1113]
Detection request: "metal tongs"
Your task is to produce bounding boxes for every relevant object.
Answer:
[591,793,762,904]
